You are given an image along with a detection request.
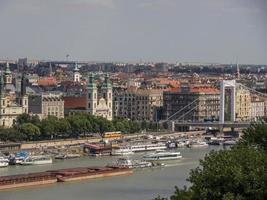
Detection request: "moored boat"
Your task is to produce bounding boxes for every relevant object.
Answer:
[55,153,81,160]
[21,155,52,165]
[9,152,30,165]
[188,141,208,148]
[143,151,182,161]
[0,157,9,167]
[113,158,153,168]
[111,147,134,156]
[129,143,167,152]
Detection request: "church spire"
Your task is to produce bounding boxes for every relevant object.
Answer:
[0,74,5,97]
[21,73,27,96]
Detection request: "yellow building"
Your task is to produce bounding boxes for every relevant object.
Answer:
[0,70,28,127]
[235,86,251,121]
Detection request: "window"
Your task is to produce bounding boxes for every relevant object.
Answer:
[88,93,91,99]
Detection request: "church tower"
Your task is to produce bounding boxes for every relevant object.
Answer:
[87,73,97,115]
[0,75,7,127]
[20,73,28,113]
[101,74,113,120]
[73,63,81,83]
[4,62,12,84]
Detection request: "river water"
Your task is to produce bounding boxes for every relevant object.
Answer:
[0,146,222,200]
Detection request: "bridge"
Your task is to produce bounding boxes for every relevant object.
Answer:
[161,80,267,132]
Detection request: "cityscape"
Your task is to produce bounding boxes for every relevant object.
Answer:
[0,1,266,200]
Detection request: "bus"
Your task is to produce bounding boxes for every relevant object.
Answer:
[102,131,123,139]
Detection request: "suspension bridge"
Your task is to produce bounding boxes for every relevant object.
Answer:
[160,80,267,132]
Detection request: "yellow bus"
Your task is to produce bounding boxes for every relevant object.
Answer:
[102,131,123,139]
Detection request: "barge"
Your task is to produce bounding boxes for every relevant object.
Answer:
[0,166,133,190]
[0,172,57,190]
[52,166,133,182]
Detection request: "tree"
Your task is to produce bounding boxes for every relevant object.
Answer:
[240,120,267,151]
[155,122,267,200]
[19,123,40,141]
[40,116,58,139]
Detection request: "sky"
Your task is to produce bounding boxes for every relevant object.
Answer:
[0,0,266,64]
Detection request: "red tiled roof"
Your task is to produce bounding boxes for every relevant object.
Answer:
[64,96,87,109]
[37,77,57,86]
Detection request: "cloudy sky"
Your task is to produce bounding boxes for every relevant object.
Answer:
[0,0,266,64]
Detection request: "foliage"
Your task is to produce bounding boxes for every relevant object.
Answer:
[0,113,164,142]
[239,120,267,151]
[155,122,267,200]
[18,123,40,141]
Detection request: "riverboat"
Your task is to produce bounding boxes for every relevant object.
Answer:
[21,155,52,165]
[52,166,133,182]
[188,141,208,148]
[0,172,57,190]
[129,143,167,152]
[143,151,182,161]
[0,156,9,167]
[55,153,81,160]
[113,158,152,168]
[111,147,134,156]
[9,152,30,165]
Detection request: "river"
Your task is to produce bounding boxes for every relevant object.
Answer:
[0,146,222,200]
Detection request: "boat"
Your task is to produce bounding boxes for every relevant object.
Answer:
[143,151,182,161]
[111,147,134,156]
[0,166,133,190]
[9,152,30,165]
[0,172,57,190]
[51,166,133,182]
[223,140,237,146]
[188,141,208,148]
[129,143,167,152]
[20,155,53,165]
[55,153,81,160]
[113,158,153,168]
[0,157,9,167]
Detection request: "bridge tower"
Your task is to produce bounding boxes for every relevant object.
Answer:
[219,80,236,123]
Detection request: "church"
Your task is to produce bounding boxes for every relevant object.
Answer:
[0,63,28,127]
[87,73,113,120]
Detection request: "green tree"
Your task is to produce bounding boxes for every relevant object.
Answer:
[240,120,267,151]
[155,122,267,200]
[19,123,41,141]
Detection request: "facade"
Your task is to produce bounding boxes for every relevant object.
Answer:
[0,63,28,127]
[163,84,220,121]
[87,73,113,120]
[113,88,163,121]
[250,95,265,121]
[28,93,64,119]
[235,86,251,121]
[73,63,81,83]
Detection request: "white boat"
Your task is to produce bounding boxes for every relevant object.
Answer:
[0,156,9,167]
[20,155,53,165]
[143,151,182,161]
[129,143,167,152]
[111,147,134,156]
[55,153,81,159]
[189,141,208,148]
[114,158,153,168]
[9,152,30,165]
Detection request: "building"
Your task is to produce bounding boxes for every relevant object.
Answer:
[163,84,220,121]
[113,88,163,121]
[0,63,28,127]
[250,95,265,121]
[235,86,251,121]
[87,73,113,120]
[28,93,64,119]
[73,63,81,83]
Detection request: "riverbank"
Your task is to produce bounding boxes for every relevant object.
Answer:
[0,146,222,200]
